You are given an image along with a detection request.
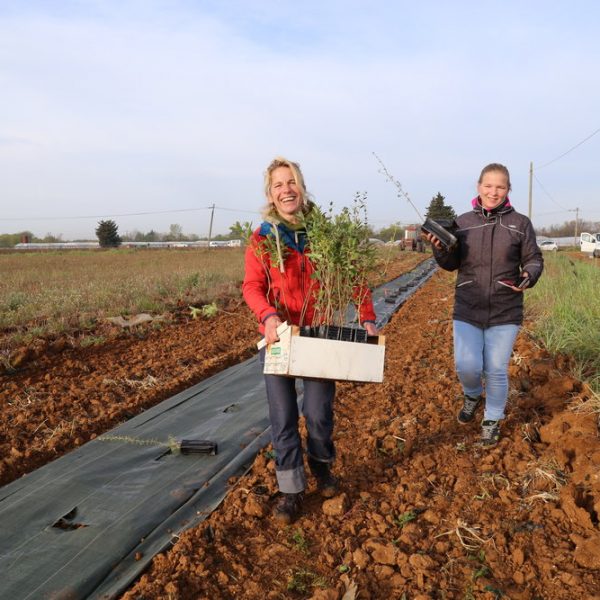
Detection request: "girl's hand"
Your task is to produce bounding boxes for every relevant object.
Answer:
[501,271,530,293]
[422,231,443,250]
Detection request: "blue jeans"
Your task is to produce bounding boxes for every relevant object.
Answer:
[259,348,335,494]
[453,320,520,421]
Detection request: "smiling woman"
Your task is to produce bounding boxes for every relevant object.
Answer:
[242,156,378,526]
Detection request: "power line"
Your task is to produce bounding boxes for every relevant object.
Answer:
[0,205,261,222]
[533,174,569,211]
[536,126,600,170]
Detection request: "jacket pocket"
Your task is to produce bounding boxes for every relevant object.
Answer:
[456,279,473,288]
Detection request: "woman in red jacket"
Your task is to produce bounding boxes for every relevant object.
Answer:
[243,156,377,524]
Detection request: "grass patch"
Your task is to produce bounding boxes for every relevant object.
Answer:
[286,568,327,593]
[526,253,600,393]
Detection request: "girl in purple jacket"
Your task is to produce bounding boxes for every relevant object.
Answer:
[424,163,543,446]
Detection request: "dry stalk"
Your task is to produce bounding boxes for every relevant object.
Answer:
[434,519,493,552]
[526,491,559,503]
[511,351,525,366]
[568,385,600,415]
[521,459,568,502]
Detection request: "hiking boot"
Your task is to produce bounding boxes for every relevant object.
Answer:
[273,492,303,525]
[308,459,338,498]
[457,395,482,424]
[480,420,501,446]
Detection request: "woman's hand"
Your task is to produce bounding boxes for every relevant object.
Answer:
[363,322,379,336]
[422,231,443,250]
[264,315,283,344]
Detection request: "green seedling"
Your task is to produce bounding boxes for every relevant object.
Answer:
[290,529,309,554]
[286,569,326,593]
[394,510,417,528]
[189,302,218,319]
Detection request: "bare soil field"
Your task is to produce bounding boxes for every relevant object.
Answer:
[1,254,599,599]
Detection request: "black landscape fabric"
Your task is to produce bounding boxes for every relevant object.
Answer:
[0,259,435,600]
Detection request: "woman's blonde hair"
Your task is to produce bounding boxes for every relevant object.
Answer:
[262,156,313,220]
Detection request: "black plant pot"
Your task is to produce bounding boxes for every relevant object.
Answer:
[299,325,369,344]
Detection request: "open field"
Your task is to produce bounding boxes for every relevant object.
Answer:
[0,246,421,356]
[1,251,599,598]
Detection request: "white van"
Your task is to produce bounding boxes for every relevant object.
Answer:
[580,232,600,257]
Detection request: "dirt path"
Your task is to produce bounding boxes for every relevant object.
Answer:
[119,270,599,600]
[1,256,598,598]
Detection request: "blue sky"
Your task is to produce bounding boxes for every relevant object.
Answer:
[1,0,599,239]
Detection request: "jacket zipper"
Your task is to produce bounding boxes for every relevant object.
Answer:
[487,218,495,328]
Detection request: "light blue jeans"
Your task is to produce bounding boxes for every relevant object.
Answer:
[453,320,520,422]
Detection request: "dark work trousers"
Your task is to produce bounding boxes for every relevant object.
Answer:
[259,348,336,494]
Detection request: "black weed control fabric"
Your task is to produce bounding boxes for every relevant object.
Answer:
[0,258,436,600]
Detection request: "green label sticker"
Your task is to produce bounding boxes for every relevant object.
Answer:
[270,347,281,356]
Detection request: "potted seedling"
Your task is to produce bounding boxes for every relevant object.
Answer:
[260,194,386,383]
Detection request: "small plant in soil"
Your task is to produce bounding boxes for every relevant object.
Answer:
[290,529,309,555]
[286,568,327,593]
[469,549,491,581]
[99,434,181,454]
[189,302,218,319]
[393,510,417,528]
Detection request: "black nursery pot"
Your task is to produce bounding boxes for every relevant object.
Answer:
[299,325,368,344]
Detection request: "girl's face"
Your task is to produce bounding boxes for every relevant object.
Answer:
[268,166,303,222]
[477,171,509,210]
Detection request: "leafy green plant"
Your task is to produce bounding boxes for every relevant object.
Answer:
[189,302,218,319]
[393,510,417,528]
[290,529,309,554]
[302,194,376,326]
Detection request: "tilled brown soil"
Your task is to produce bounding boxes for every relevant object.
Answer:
[0,252,423,486]
[120,271,599,600]
[1,255,599,599]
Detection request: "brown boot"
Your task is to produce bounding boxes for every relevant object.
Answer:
[273,492,304,525]
[309,459,338,498]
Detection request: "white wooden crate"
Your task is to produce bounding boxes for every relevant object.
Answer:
[258,322,385,383]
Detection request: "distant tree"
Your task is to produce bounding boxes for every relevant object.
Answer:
[536,219,600,237]
[377,222,405,242]
[42,232,63,243]
[425,193,457,221]
[95,220,122,248]
[229,220,254,242]
[0,231,36,247]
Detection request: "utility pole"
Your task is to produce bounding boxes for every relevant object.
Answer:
[574,207,579,247]
[207,203,215,248]
[528,162,533,220]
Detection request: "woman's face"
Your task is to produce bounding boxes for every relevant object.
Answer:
[268,166,303,221]
[477,171,509,210]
